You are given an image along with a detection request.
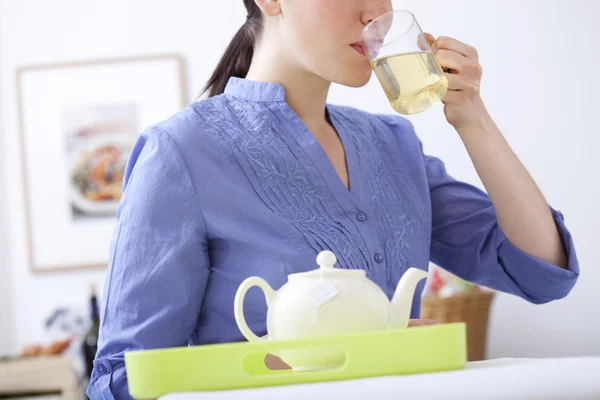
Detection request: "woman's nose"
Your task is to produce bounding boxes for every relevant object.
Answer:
[361,0,393,25]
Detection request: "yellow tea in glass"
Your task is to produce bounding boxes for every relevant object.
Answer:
[361,10,448,115]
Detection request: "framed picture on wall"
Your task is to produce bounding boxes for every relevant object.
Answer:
[16,54,186,273]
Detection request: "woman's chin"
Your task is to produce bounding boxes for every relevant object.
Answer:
[337,68,373,88]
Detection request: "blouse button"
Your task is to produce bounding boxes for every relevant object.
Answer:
[98,364,108,374]
[374,254,384,263]
[356,212,368,222]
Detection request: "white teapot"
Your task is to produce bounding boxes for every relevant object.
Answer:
[234,250,429,371]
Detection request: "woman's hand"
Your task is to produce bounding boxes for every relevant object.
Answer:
[408,318,439,327]
[425,33,488,131]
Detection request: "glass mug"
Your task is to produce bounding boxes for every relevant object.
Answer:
[361,10,448,115]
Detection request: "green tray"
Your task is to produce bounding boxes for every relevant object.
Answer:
[125,323,467,399]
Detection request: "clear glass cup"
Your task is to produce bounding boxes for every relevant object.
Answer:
[361,10,448,115]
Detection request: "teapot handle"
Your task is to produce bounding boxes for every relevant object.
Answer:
[234,277,276,342]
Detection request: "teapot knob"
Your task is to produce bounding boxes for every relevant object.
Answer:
[317,250,337,269]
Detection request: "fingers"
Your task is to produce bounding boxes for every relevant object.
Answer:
[436,49,466,73]
[265,353,291,370]
[418,32,436,52]
[437,49,483,81]
[423,32,436,46]
[431,36,479,61]
[445,73,480,94]
[442,90,469,105]
[408,319,439,327]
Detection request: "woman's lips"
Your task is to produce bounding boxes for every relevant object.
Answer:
[351,43,366,56]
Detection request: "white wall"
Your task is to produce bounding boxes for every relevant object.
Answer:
[1,0,598,357]
[0,20,15,355]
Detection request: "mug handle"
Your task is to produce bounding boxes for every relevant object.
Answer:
[234,277,276,342]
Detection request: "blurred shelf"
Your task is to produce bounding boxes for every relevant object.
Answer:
[0,356,78,399]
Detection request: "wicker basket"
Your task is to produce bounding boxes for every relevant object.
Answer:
[421,289,495,361]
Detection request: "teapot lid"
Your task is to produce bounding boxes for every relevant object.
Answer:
[316,250,340,270]
[290,250,366,280]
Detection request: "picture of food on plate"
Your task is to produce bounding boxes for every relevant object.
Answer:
[63,104,138,220]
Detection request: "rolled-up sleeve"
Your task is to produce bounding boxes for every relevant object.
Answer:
[423,146,579,304]
[87,126,210,399]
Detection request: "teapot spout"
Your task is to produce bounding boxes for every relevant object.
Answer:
[390,267,429,329]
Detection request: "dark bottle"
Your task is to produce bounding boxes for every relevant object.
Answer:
[83,284,100,380]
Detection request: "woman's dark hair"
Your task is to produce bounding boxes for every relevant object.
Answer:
[203,0,263,97]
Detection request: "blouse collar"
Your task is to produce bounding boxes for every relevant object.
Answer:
[223,77,286,102]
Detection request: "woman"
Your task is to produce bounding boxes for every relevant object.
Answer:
[88,0,579,398]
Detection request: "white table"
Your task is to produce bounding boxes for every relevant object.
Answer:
[162,356,600,400]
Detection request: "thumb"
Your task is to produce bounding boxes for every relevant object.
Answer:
[423,32,436,45]
[418,33,436,51]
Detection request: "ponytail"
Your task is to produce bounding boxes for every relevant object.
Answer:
[203,0,263,97]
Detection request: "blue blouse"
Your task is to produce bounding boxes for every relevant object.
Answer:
[88,77,579,399]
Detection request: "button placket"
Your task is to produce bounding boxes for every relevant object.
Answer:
[347,205,387,282]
